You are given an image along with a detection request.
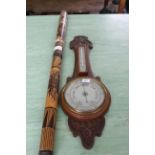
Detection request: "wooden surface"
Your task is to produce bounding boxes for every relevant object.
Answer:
[27,14,129,155]
[118,0,126,13]
[27,0,105,14]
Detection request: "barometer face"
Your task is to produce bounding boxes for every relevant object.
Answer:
[64,78,105,112]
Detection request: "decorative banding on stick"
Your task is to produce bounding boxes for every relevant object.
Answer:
[39,11,68,155]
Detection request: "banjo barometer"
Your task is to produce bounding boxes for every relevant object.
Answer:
[60,36,111,149]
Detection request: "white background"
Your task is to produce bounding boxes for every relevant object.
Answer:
[0,0,155,154]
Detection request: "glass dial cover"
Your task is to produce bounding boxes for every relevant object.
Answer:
[64,78,105,112]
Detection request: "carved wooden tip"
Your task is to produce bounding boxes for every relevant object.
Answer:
[39,128,54,151]
[70,36,93,50]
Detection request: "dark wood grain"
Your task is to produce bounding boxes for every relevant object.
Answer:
[68,115,105,149]
[60,36,111,149]
[27,0,106,15]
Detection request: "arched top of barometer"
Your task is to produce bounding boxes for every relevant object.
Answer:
[70,36,93,50]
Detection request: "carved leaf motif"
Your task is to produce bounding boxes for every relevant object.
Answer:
[68,116,105,149]
[43,108,56,128]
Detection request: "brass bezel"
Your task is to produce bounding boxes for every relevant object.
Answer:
[60,77,111,120]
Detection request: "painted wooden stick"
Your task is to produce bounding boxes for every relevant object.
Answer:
[39,11,67,155]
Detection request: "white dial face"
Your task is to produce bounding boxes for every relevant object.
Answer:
[64,78,105,112]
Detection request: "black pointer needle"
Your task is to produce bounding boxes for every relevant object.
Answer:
[82,84,88,103]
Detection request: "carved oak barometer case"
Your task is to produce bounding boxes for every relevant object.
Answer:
[60,36,111,149]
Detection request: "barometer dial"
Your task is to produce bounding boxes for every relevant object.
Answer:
[64,78,105,112]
